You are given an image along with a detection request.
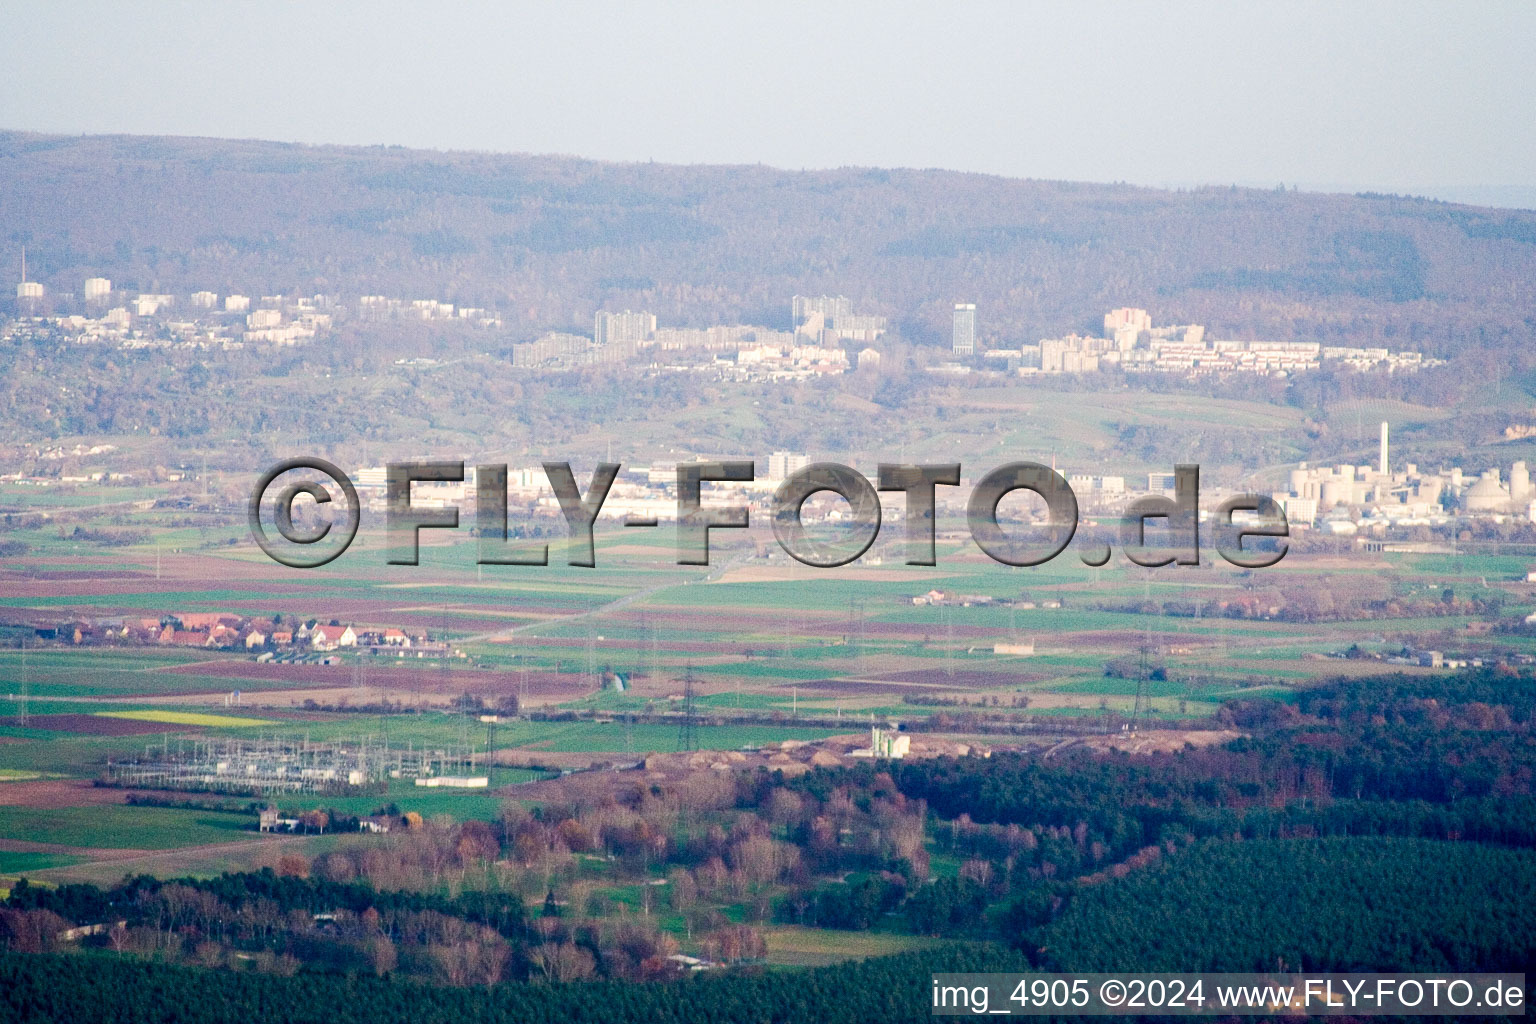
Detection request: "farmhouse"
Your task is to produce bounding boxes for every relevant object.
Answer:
[310,624,357,651]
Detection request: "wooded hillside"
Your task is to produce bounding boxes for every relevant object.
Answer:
[4,131,1534,351]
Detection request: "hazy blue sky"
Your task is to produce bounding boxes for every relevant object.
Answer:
[4,1,1535,206]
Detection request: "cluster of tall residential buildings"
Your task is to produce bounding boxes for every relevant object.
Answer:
[11,254,1439,382]
[509,297,885,378]
[792,295,888,345]
[961,306,1437,378]
[594,309,656,347]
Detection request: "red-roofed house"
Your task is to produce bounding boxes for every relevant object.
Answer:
[159,626,212,647]
[310,624,357,651]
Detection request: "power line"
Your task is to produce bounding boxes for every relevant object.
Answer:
[18,637,29,729]
[676,664,698,752]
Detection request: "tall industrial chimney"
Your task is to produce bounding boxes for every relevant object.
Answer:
[1379,421,1389,477]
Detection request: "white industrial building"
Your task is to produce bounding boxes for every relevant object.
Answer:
[1274,421,1536,528]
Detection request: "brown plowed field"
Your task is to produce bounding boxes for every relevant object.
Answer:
[16,714,172,736]
[873,668,1048,685]
[160,662,594,702]
[166,661,359,684]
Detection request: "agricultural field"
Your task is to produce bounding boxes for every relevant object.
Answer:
[6,522,1536,729]
[760,926,947,967]
[95,710,278,728]
[0,805,254,850]
[5,485,1536,884]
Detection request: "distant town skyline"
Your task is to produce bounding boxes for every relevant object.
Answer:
[3,2,1535,208]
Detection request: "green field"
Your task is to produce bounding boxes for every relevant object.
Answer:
[264,770,551,820]
[0,805,256,850]
[0,851,86,874]
[760,926,946,966]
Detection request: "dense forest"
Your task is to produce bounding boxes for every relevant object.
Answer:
[815,671,1536,859]
[1032,836,1536,972]
[792,669,1536,949]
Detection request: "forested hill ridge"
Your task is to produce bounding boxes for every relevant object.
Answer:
[3,130,1534,352]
